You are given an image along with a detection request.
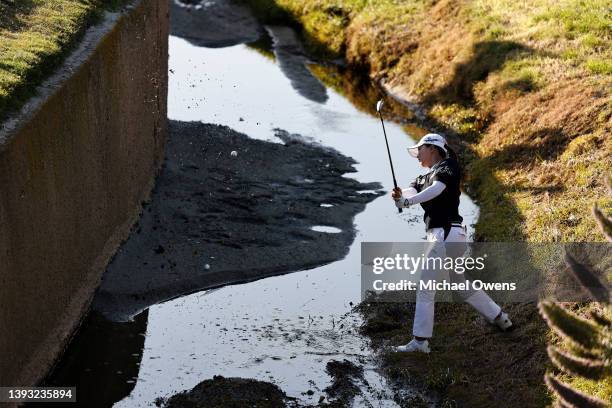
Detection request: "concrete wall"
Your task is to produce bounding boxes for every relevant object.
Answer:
[0,0,168,386]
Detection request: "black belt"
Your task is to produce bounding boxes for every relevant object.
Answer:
[443,223,464,240]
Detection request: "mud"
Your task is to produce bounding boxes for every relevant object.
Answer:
[93,120,383,321]
[322,360,365,406]
[159,376,293,408]
[156,359,375,408]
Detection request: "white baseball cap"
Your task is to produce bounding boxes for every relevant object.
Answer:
[407,133,447,157]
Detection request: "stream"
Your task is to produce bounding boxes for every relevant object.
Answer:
[39,2,479,407]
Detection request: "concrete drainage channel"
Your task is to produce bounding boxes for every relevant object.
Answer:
[39,1,479,407]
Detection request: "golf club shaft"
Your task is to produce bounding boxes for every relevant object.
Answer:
[377,111,402,213]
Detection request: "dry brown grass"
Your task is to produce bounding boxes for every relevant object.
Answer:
[477,80,611,241]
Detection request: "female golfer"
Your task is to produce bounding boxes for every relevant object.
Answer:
[391,133,512,353]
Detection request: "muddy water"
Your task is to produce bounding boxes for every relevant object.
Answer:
[107,36,479,406]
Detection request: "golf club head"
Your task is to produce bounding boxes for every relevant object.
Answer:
[376,99,383,113]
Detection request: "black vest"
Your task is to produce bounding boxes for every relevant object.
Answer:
[410,158,463,231]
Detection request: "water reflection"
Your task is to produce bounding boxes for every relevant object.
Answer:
[266,26,328,104]
[170,0,263,48]
[171,0,328,104]
[35,310,148,408]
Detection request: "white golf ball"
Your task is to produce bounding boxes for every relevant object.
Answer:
[204,263,210,270]
[230,150,238,157]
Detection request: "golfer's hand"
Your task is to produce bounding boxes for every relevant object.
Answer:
[391,187,402,201]
[396,197,408,209]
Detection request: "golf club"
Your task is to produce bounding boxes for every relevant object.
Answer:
[376,99,402,213]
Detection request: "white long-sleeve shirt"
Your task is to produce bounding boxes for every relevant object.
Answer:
[396,181,446,208]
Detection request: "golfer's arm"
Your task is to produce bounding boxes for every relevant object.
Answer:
[402,187,418,197]
[397,181,446,207]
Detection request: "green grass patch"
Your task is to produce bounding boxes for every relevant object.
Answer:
[532,0,611,38]
[499,58,546,92]
[470,0,611,77]
[429,103,486,141]
[586,58,612,75]
[0,0,130,121]
[243,0,367,57]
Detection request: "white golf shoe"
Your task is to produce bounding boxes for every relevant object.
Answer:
[395,338,430,353]
[493,311,513,331]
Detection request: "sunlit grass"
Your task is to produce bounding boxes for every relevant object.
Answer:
[0,0,127,119]
[470,0,611,79]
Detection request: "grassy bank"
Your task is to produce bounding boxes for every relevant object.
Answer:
[243,0,611,405]
[0,0,128,121]
[247,0,611,242]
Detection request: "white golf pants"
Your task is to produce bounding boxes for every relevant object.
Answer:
[413,226,501,338]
